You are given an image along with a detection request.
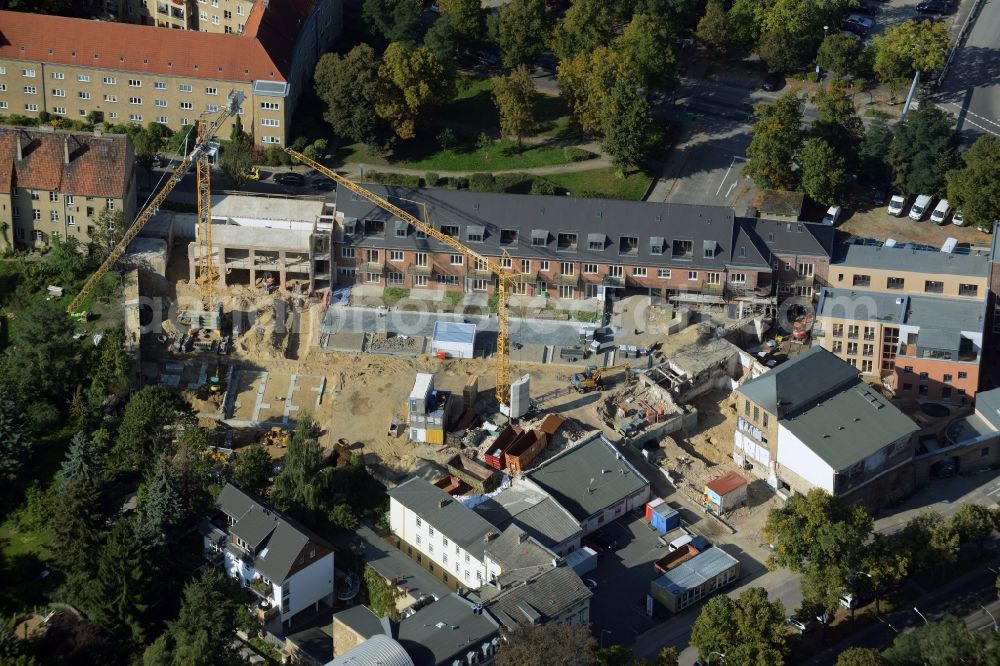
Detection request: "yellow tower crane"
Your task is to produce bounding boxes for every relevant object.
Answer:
[67,91,243,319]
[284,148,521,409]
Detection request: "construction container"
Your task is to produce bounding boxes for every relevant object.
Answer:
[409,374,435,414]
[447,453,500,493]
[646,499,680,534]
[653,544,701,574]
[484,425,520,470]
[425,428,445,445]
[703,471,748,516]
[504,430,546,473]
[431,321,476,359]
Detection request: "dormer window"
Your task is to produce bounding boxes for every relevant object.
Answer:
[395,220,408,238]
[557,232,577,251]
[649,236,665,255]
[363,219,385,237]
[466,225,485,243]
[531,229,548,247]
[588,233,605,251]
[619,236,639,256]
[441,224,459,238]
[500,229,518,245]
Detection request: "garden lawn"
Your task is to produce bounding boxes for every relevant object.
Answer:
[544,168,654,200]
[437,76,500,132]
[338,138,595,173]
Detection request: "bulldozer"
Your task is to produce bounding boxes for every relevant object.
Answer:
[571,363,633,393]
[264,426,290,448]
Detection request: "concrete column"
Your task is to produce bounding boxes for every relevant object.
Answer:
[217,246,226,287]
[188,242,196,285]
[279,250,287,291]
[249,249,257,288]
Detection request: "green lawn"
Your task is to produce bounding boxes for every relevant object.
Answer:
[0,521,53,560]
[544,168,655,200]
[339,138,596,173]
[437,76,500,131]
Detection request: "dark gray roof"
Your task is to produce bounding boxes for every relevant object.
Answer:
[327,635,415,666]
[832,243,990,277]
[524,435,649,522]
[286,623,334,665]
[744,218,835,258]
[396,594,499,666]
[480,565,591,630]
[471,485,581,550]
[215,484,328,583]
[333,604,390,641]
[781,380,918,470]
[354,525,450,603]
[335,184,750,271]
[483,526,555,578]
[975,388,1000,430]
[738,347,860,416]
[755,190,804,217]
[387,477,496,560]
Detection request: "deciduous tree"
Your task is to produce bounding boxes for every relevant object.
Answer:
[813,79,864,167]
[111,385,194,473]
[898,510,959,576]
[219,133,255,188]
[883,615,984,665]
[497,0,548,68]
[424,13,461,62]
[691,587,788,665]
[858,116,894,182]
[835,647,888,666]
[817,34,863,78]
[376,43,456,140]
[89,209,126,261]
[439,0,484,49]
[315,45,392,149]
[362,0,423,44]
[233,445,273,497]
[616,13,678,95]
[550,0,616,59]
[696,2,731,53]
[873,19,951,86]
[602,79,654,176]
[557,47,632,135]
[492,66,537,148]
[1,298,79,411]
[950,502,997,552]
[496,622,597,666]
[947,135,1000,231]
[745,90,805,190]
[800,138,845,206]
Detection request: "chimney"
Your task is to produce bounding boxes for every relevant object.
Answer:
[483,531,497,542]
[517,531,528,544]
[64,136,70,165]
[15,134,22,161]
[437,499,450,508]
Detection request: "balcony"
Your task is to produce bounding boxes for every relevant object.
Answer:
[603,275,624,288]
[726,284,772,300]
[171,8,184,18]
[702,283,724,296]
[467,266,493,279]
[156,3,168,13]
[512,270,537,283]
[361,261,385,272]
[407,264,432,275]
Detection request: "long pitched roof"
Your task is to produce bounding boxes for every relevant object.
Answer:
[387,477,496,560]
[737,347,860,416]
[396,594,499,666]
[471,485,581,549]
[335,184,754,270]
[0,128,132,197]
[0,0,319,82]
[480,565,591,630]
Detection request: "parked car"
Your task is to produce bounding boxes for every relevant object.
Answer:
[821,205,842,226]
[275,172,305,186]
[311,178,336,191]
[855,1,881,15]
[762,72,785,91]
[930,198,951,224]
[888,194,908,216]
[873,183,889,206]
[917,0,949,14]
[909,194,933,220]
[584,532,618,554]
[789,616,816,633]
[841,20,868,35]
[845,14,875,28]
[953,209,965,226]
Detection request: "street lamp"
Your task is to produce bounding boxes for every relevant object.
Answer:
[914,607,930,625]
[816,26,829,78]
[707,652,727,664]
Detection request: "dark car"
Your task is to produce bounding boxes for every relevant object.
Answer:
[275,172,305,186]
[311,179,336,191]
[873,183,889,206]
[917,0,949,14]
[762,72,785,92]
[840,20,868,35]
[855,1,881,15]
[584,532,618,554]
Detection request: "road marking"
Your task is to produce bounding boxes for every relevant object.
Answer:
[725,181,738,198]
[715,156,747,197]
[937,101,1000,137]
[986,484,1000,497]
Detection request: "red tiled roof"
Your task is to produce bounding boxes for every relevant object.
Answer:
[705,471,747,497]
[0,128,132,197]
[0,0,319,83]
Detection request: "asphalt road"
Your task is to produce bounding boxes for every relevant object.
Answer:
[937,0,1000,138]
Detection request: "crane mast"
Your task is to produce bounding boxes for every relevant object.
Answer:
[284,148,518,407]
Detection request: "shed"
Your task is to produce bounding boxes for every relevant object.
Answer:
[703,471,748,516]
[564,546,598,576]
[431,321,476,359]
[752,190,805,222]
[646,499,680,534]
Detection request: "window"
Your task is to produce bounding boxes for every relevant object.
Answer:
[557,232,578,251]
[200,9,207,18]
[129,114,142,122]
[128,97,141,105]
[863,343,874,357]
[0,84,5,92]
[501,256,512,269]
[206,104,219,113]
[67,215,75,227]
[49,192,58,203]
[32,209,41,220]
[559,262,575,275]
[205,86,218,95]
[211,14,220,22]
[50,210,59,221]
[943,374,953,384]
[103,76,117,85]
[261,118,279,127]
[918,385,929,396]
[265,135,281,144]
[887,277,904,290]
[154,99,167,108]
[832,324,843,337]
[852,274,871,287]
[22,86,36,95]
[128,79,140,87]
[77,91,91,100]
[20,69,35,78]
[848,325,859,339]
[389,251,403,263]
[237,3,244,13]
[467,228,484,243]
[414,275,428,287]
[414,252,427,266]
[729,272,746,284]
[847,342,858,355]
[688,271,698,281]
[261,101,279,110]
[154,81,166,89]
[532,232,547,247]
[539,260,550,272]
[176,101,193,111]
[77,74,91,83]
[862,359,873,373]
[449,255,463,266]
[24,104,38,112]
[919,371,929,380]
[224,9,231,18]
[924,280,944,294]
[520,259,530,273]
[155,116,167,124]
[415,534,421,546]
[832,340,842,353]
[440,224,459,237]
[106,199,115,210]
[658,269,671,279]
[179,84,193,93]
[583,263,598,274]
[959,283,979,297]
[340,247,355,259]
[50,71,64,80]
[619,236,639,255]
[50,88,64,97]
[472,279,487,291]
[0,101,7,110]
[53,106,66,115]
[633,267,647,277]
[103,94,117,102]
[958,371,968,380]
[86,206,95,217]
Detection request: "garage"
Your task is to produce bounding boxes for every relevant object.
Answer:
[431,321,476,359]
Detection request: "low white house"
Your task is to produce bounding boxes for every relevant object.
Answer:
[202,484,335,629]
[430,321,476,359]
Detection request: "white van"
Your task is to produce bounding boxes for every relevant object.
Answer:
[909,194,933,220]
[821,206,842,226]
[930,199,951,224]
[887,194,908,216]
[668,534,693,552]
[952,209,965,226]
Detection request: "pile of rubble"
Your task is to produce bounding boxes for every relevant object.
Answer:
[366,332,419,352]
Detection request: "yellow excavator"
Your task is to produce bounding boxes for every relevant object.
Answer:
[571,364,633,393]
